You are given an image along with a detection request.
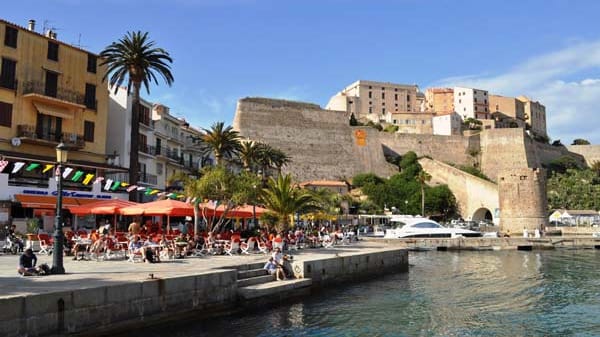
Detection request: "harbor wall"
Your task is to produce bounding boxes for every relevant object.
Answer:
[1,248,408,337]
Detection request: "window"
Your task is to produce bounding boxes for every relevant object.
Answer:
[382,108,385,114]
[47,41,59,61]
[0,58,17,89]
[138,104,151,125]
[394,88,398,92]
[84,83,96,109]
[395,103,398,107]
[394,94,398,100]
[381,87,385,90]
[83,121,95,142]
[382,92,385,99]
[368,107,372,114]
[139,134,148,153]
[382,102,385,106]
[368,86,372,89]
[393,119,397,124]
[0,101,12,127]
[4,26,17,48]
[87,53,97,73]
[45,71,58,97]
[368,91,372,99]
[407,95,410,101]
[36,114,62,142]
[369,101,372,105]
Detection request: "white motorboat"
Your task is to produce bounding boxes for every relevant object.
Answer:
[384,216,481,238]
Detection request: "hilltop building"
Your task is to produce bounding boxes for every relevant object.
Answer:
[453,86,490,120]
[517,96,547,138]
[0,18,127,229]
[425,88,454,115]
[326,80,421,124]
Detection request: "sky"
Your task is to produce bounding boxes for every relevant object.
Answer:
[6,0,600,143]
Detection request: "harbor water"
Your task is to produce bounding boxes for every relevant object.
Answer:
[117,250,600,337]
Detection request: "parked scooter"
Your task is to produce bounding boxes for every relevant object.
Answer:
[1,225,23,255]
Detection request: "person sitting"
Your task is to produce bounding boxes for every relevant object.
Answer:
[271,247,286,279]
[89,235,108,258]
[158,234,174,259]
[263,256,279,277]
[18,248,38,276]
[174,233,188,258]
[9,224,24,252]
[142,237,159,263]
[128,235,147,261]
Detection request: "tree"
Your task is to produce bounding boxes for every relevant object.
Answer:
[551,139,563,147]
[201,122,241,166]
[100,31,174,201]
[591,161,600,176]
[572,138,591,145]
[238,140,259,171]
[260,175,317,232]
[416,171,432,216]
[349,113,358,126]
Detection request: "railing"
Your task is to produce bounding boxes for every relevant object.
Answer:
[155,146,182,162]
[17,124,84,148]
[139,144,156,156]
[105,172,158,186]
[21,80,85,105]
[0,78,17,90]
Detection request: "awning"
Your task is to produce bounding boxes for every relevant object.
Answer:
[15,194,96,209]
[33,102,74,120]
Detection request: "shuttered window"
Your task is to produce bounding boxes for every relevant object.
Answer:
[0,102,12,127]
[4,26,17,48]
[83,121,94,142]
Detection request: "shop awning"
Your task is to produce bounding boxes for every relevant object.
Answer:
[33,102,74,119]
[14,194,97,209]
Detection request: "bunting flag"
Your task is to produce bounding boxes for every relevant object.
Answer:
[82,174,95,185]
[120,182,129,187]
[157,192,167,197]
[126,185,138,192]
[25,163,40,171]
[0,160,8,173]
[149,189,159,195]
[110,181,121,191]
[185,196,191,204]
[144,189,152,195]
[191,197,197,203]
[42,164,54,174]
[12,162,25,174]
[62,167,73,179]
[93,177,105,185]
[104,179,114,191]
[137,186,147,191]
[71,171,84,182]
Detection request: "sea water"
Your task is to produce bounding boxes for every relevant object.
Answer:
[119,250,600,337]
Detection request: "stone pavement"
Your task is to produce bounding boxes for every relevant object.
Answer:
[0,241,390,298]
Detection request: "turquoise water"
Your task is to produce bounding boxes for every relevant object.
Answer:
[124,250,600,337]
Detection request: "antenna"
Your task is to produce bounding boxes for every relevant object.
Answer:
[74,33,88,49]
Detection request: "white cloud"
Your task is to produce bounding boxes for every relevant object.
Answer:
[435,40,600,144]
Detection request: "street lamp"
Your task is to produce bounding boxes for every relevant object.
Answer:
[51,142,68,274]
[252,184,257,229]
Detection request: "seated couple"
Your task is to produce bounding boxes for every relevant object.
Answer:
[263,247,293,281]
[128,236,160,263]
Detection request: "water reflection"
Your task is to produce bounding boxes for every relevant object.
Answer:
[114,250,600,337]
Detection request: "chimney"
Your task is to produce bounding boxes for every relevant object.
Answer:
[28,19,35,31]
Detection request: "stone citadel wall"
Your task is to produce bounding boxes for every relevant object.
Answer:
[233,97,396,182]
[566,145,600,166]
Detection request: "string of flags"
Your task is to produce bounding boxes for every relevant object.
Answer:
[0,159,186,199]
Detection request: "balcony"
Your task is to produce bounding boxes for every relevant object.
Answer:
[155,146,183,163]
[139,143,156,156]
[17,124,85,149]
[21,81,86,109]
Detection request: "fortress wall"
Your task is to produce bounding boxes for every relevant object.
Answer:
[378,133,478,166]
[498,168,548,234]
[233,97,396,181]
[566,145,600,166]
[419,158,499,222]
[479,128,540,181]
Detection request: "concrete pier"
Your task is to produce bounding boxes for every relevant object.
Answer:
[0,242,408,337]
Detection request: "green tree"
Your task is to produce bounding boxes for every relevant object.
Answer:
[238,140,259,171]
[260,175,317,232]
[100,31,174,201]
[202,122,241,166]
[572,138,591,145]
[547,168,600,211]
[352,173,385,188]
[416,171,432,215]
[547,155,581,174]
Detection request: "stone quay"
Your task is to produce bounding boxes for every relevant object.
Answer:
[0,241,408,337]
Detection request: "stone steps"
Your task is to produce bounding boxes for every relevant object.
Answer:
[237,268,269,279]
[237,274,275,288]
[237,278,313,300]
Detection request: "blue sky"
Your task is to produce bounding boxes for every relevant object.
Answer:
[6,0,600,143]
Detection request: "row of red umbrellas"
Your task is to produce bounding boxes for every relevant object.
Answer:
[68,199,266,218]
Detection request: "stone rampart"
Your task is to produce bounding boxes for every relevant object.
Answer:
[419,158,499,223]
[566,145,600,166]
[479,128,539,181]
[498,168,548,234]
[233,97,396,181]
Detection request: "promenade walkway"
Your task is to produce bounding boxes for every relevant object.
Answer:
[0,241,389,298]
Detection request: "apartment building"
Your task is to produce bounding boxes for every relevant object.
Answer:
[517,96,547,138]
[454,87,490,120]
[425,88,454,115]
[106,87,159,198]
[432,112,462,135]
[387,112,434,134]
[489,94,526,128]
[0,19,127,229]
[326,80,420,123]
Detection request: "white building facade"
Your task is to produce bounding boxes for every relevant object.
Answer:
[432,112,462,135]
[454,87,490,120]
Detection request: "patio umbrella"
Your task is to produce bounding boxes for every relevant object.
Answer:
[120,199,195,234]
[68,199,138,234]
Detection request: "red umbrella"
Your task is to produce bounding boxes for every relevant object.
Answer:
[68,199,138,215]
[120,199,194,216]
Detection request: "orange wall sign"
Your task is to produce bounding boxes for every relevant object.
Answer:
[354,129,367,146]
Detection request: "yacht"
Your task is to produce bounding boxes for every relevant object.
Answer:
[383,216,481,238]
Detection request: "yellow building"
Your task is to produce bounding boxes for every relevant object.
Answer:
[0,19,109,164]
[425,88,454,115]
[0,19,126,226]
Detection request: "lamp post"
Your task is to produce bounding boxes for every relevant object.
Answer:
[252,184,257,229]
[51,143,68,274]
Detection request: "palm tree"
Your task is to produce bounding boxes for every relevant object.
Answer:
[416,171,432,216]
[260,174,317,232]
[201,122,241,166]
[270,148,291,176]
[100,31,174,201]
[239,140,259,171]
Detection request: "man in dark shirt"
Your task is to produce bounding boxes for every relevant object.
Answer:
[18,248,38,276]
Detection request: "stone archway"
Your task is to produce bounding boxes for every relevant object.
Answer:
[472,207,493,222]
